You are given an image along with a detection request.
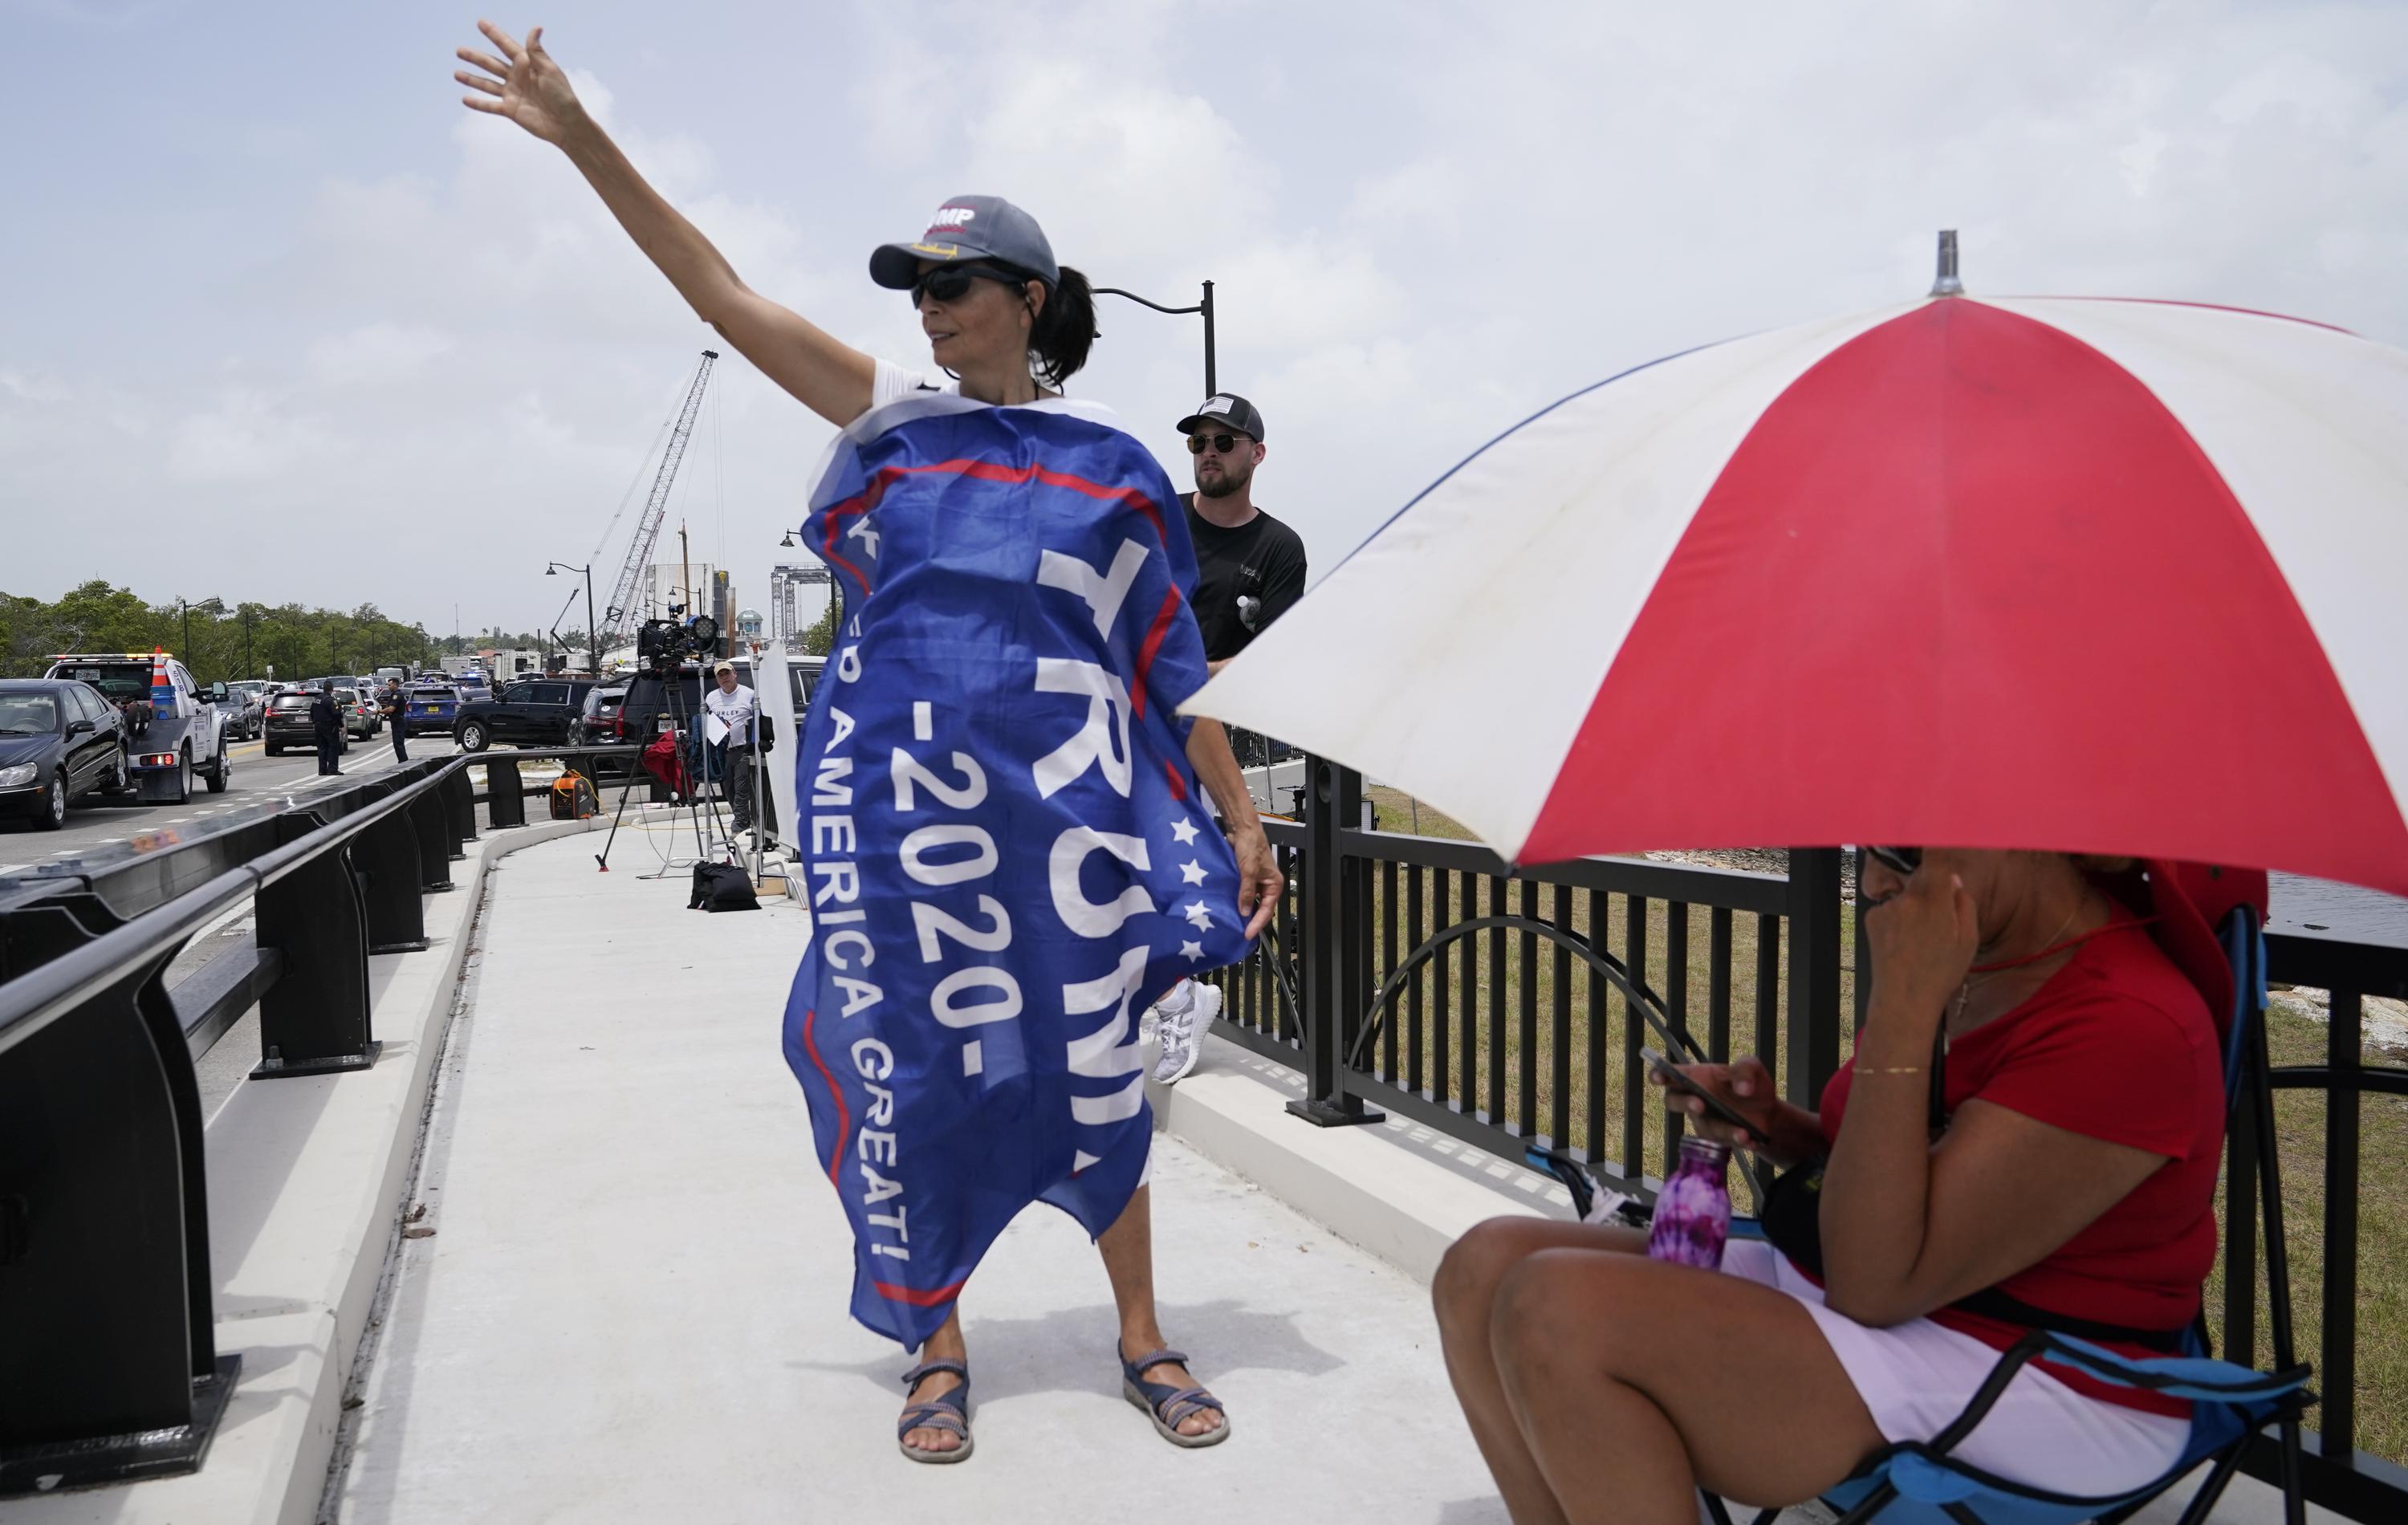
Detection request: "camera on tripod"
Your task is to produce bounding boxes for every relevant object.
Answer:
[635,610,721,675]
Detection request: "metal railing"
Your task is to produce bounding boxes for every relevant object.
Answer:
[0,745,636,1495]
[1202,758,2408,1521]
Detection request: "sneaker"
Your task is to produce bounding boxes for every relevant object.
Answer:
[1151,982,1222,1086]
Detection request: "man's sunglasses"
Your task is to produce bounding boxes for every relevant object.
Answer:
[909,262,1029,307]
[1865,845,1923,876]
[1187,433,1250,455]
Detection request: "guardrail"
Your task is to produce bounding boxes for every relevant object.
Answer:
[1204,758,2408,1521]
[0,744,638,1495]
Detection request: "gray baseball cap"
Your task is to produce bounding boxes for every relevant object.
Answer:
[1177,393,1267,441]
[869,195,1060,290]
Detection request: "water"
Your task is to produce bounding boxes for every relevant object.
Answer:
[2269,872,2408,949]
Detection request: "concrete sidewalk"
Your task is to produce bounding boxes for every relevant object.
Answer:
[330,830,1504,1525]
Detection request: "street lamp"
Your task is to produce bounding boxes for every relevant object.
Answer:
[547,562,600,676]
[1092,279,1217,396]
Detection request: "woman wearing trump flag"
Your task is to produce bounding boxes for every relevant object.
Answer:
[458,21,1279,1462]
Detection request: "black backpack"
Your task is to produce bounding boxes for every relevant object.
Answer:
[689,860,759,913]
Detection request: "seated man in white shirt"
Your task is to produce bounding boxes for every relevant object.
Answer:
[702,659,759,836]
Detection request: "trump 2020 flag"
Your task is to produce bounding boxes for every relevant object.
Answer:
[781,392,1251,1348]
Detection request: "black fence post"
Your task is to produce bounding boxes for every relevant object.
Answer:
[1784,848,1844,1108]
[250,814,378,1079]
[0,957,240,1494]
[486,756,525,829]
[356,799,429,954]
[409,789,454,891]
[1286,758,1384,1128]
[442,765,475,853]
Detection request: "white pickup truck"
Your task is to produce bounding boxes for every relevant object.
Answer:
[43,653,234,803]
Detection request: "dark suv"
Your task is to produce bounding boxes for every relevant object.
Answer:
[263,691,347,756]
[453,678,599,752]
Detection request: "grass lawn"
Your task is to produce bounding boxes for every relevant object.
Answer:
[1237,788,2408,1466]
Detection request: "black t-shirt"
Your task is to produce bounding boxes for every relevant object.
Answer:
[1182,494,1308,662]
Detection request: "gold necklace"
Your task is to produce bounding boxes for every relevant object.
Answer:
[1949,893,2090,1030]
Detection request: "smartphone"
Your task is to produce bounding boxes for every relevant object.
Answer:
[1641,1047,1772,1145]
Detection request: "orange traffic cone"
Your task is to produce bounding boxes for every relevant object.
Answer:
[149,646,174,717]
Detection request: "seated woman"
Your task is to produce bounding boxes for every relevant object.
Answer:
[1432,849,2227,1523]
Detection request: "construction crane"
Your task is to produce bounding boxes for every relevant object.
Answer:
[597,348,718,661]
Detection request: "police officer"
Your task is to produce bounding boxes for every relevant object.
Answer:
[379,676,409,762]
[310,681,344,776]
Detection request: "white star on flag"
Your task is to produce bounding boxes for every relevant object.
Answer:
[1169,815,1200,846]
[1180,939,1205,962]
[1180,860,1207,885]
[1183,901,1213,931]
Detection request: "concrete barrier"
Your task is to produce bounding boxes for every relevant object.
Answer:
[16,817,607,1525]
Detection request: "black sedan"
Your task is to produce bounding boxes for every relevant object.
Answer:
[0,680,128,830]
[454,678,598,752]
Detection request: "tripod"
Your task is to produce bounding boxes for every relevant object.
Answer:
[595,662,732,876]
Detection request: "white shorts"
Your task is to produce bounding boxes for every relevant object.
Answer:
[1719,1240,2189,1496]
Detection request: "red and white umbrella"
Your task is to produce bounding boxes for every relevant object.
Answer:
[1189,246,2408,896]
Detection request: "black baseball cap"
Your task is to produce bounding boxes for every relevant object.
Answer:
[869,195,1060,291]
[1177,393,1266,441]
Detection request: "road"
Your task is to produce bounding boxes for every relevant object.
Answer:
[0,728,462,876]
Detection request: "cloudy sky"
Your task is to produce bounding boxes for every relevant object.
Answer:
[4,0,2404,642]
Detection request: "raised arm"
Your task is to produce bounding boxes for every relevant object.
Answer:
[456,22,876,426]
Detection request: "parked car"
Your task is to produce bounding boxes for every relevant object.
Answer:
[786,657,824,746]
[454,678,598,752]
[262,689,350,756]
[338,687,378,739]
[349,678,384,733]
[574,682,631,747]
[403,682,462,737]
[0,679,129,830]
[223,680,269,740]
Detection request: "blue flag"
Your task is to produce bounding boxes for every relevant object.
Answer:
[781,396,1251,1348]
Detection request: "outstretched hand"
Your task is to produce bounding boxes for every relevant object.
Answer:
[455,21,586,144]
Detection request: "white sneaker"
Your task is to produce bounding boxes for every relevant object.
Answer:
[1151,982,1222,1086]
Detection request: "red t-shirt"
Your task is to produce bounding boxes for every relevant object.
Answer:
[1815,911,2223,1415]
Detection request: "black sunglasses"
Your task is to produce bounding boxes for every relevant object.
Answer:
[908,262,1030,307]
[1865,845,1923,876]
[1187,433,1250,455]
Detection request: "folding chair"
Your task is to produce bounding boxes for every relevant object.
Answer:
[1698,897,2314,1525]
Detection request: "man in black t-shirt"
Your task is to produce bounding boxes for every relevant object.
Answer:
[1149,393,1308,1086]
[1177,393,1308,673]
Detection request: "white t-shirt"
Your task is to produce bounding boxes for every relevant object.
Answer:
[704,682,759,746]
[871,358,960,409]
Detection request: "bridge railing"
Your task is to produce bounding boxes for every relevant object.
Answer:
[0,744,637,1496]
[1201,757,2408,1520]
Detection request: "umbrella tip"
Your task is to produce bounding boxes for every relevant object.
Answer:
[1930,229,1965,297]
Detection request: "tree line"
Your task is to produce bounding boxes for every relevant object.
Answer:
[1,581,444,686]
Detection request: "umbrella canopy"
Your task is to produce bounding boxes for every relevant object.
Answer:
[1187,279,2408,896]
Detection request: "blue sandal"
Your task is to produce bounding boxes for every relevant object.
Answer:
[897,1358,974,1464]
[1119,1346,1230,1448]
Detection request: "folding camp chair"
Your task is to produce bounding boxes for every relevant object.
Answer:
[1695,898,2315,1525]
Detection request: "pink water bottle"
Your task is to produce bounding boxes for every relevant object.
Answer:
[1646,1136,1733,1269]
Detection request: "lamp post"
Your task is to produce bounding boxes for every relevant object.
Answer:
[547,562,600,676]
[1092,279,1217,396]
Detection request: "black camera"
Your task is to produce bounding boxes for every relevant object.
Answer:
[636,613,720,672]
